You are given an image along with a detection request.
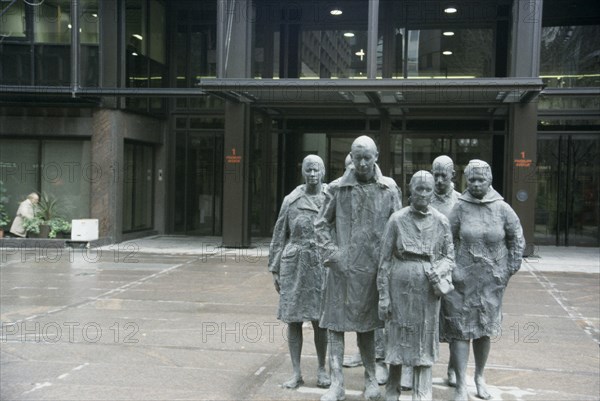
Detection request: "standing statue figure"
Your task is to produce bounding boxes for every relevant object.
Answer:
[316,136,402,401]
[9,192,39,238]
[378,171,455,401]
[269,155,331,390]
[441,159,525,401]
[429,155,461,387]
[431,155,461,218]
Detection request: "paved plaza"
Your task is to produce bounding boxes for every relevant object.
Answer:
[1,238,599,401]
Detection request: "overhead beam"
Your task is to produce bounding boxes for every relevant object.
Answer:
[0,78,544,98]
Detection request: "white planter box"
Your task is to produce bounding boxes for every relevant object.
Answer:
[71,219,99,241]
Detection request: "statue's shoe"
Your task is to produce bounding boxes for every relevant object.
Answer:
[376,361,389,385]
[317,369,331,388]
[282,376,304,389]
[321,385,346,401]
[364,380,383,401]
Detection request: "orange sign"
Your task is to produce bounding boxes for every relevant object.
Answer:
[226,148,242,164]
[514,151,532,168]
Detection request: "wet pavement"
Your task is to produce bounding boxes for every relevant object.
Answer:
[0,239,598,401]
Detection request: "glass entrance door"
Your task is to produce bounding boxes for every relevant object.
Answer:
[174,131,223,235]
[536,135,600,246]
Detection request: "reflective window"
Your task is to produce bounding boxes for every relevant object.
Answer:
[377,1,509,78]
[541,0,600,87]
[406,29,493,78]
[254,0,369,79]
[0,1,27,39]
[123,142,154,232]
[171,2,220,110]
[34,0,72,44]
[41,140,92,221]
[539,96,600,111]
[0,139,91,223]
[536,135,600,246]
[0,0,99,86]
[125,0,166,113]
[173,131,223,235]
[250,114,279,237]
[80,0,99,87]
[540,25,600,87]
[0,44,32,85]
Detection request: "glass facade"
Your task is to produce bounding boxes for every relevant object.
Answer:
[0,0,98,86]
[250,114,280,236]
[0,138,91,223]
[254,0,369,78]
[377,1,509,78]
[536,135,599,246]
[541,0,600,88]
[123,142,154,232]
[125,0,166,113]
[173,131,223,235]
[537,0,600,246]
[540,25,600,88]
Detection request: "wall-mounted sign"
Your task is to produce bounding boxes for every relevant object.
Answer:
[514,151,532,168]
[226,148,242,164]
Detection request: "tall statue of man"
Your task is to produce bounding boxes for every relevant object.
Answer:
[316,135,402,401]
[430,155,461,387]
[431,155,461,218]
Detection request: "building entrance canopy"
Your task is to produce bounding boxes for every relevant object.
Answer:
[0,78,543,115]
[199,78,544,117]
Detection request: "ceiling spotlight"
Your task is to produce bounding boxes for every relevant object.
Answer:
[444,7,458,13]
[330,8,343,16]
[92,13,98,18]
[344,32,355,37]
[132,34,143,40]
[132,52,139,56]
[443,31,455,36]
[67,23,72,29]
[443,50,453,55]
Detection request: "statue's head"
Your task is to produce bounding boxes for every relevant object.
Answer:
[464,159,492,199]
[350,136,378,182]
[410,171,435,211]
[432,155,455,194]
[302,154,325,186]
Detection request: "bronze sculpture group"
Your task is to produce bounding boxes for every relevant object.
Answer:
[269,137,525,401]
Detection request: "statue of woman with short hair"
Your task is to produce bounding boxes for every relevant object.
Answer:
[269,155,330,390]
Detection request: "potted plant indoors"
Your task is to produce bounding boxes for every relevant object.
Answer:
[0,181,9,238]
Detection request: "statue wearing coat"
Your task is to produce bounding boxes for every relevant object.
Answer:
[269,155,331,390]
[315,136,402,401]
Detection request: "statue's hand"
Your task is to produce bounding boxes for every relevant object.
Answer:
[323,253,341,270]
[378,297,390,320]
[273,273,281,293]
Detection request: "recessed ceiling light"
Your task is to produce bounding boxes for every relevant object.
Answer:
[444,7,458,13]
[133,34,143,40]
[132,52,139,56]
[443,50,453,55]
[344,32,355,37]
[330,8,343,16]
[443,31,455,36]
[92,13,98,18]
[67,24,72,29]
